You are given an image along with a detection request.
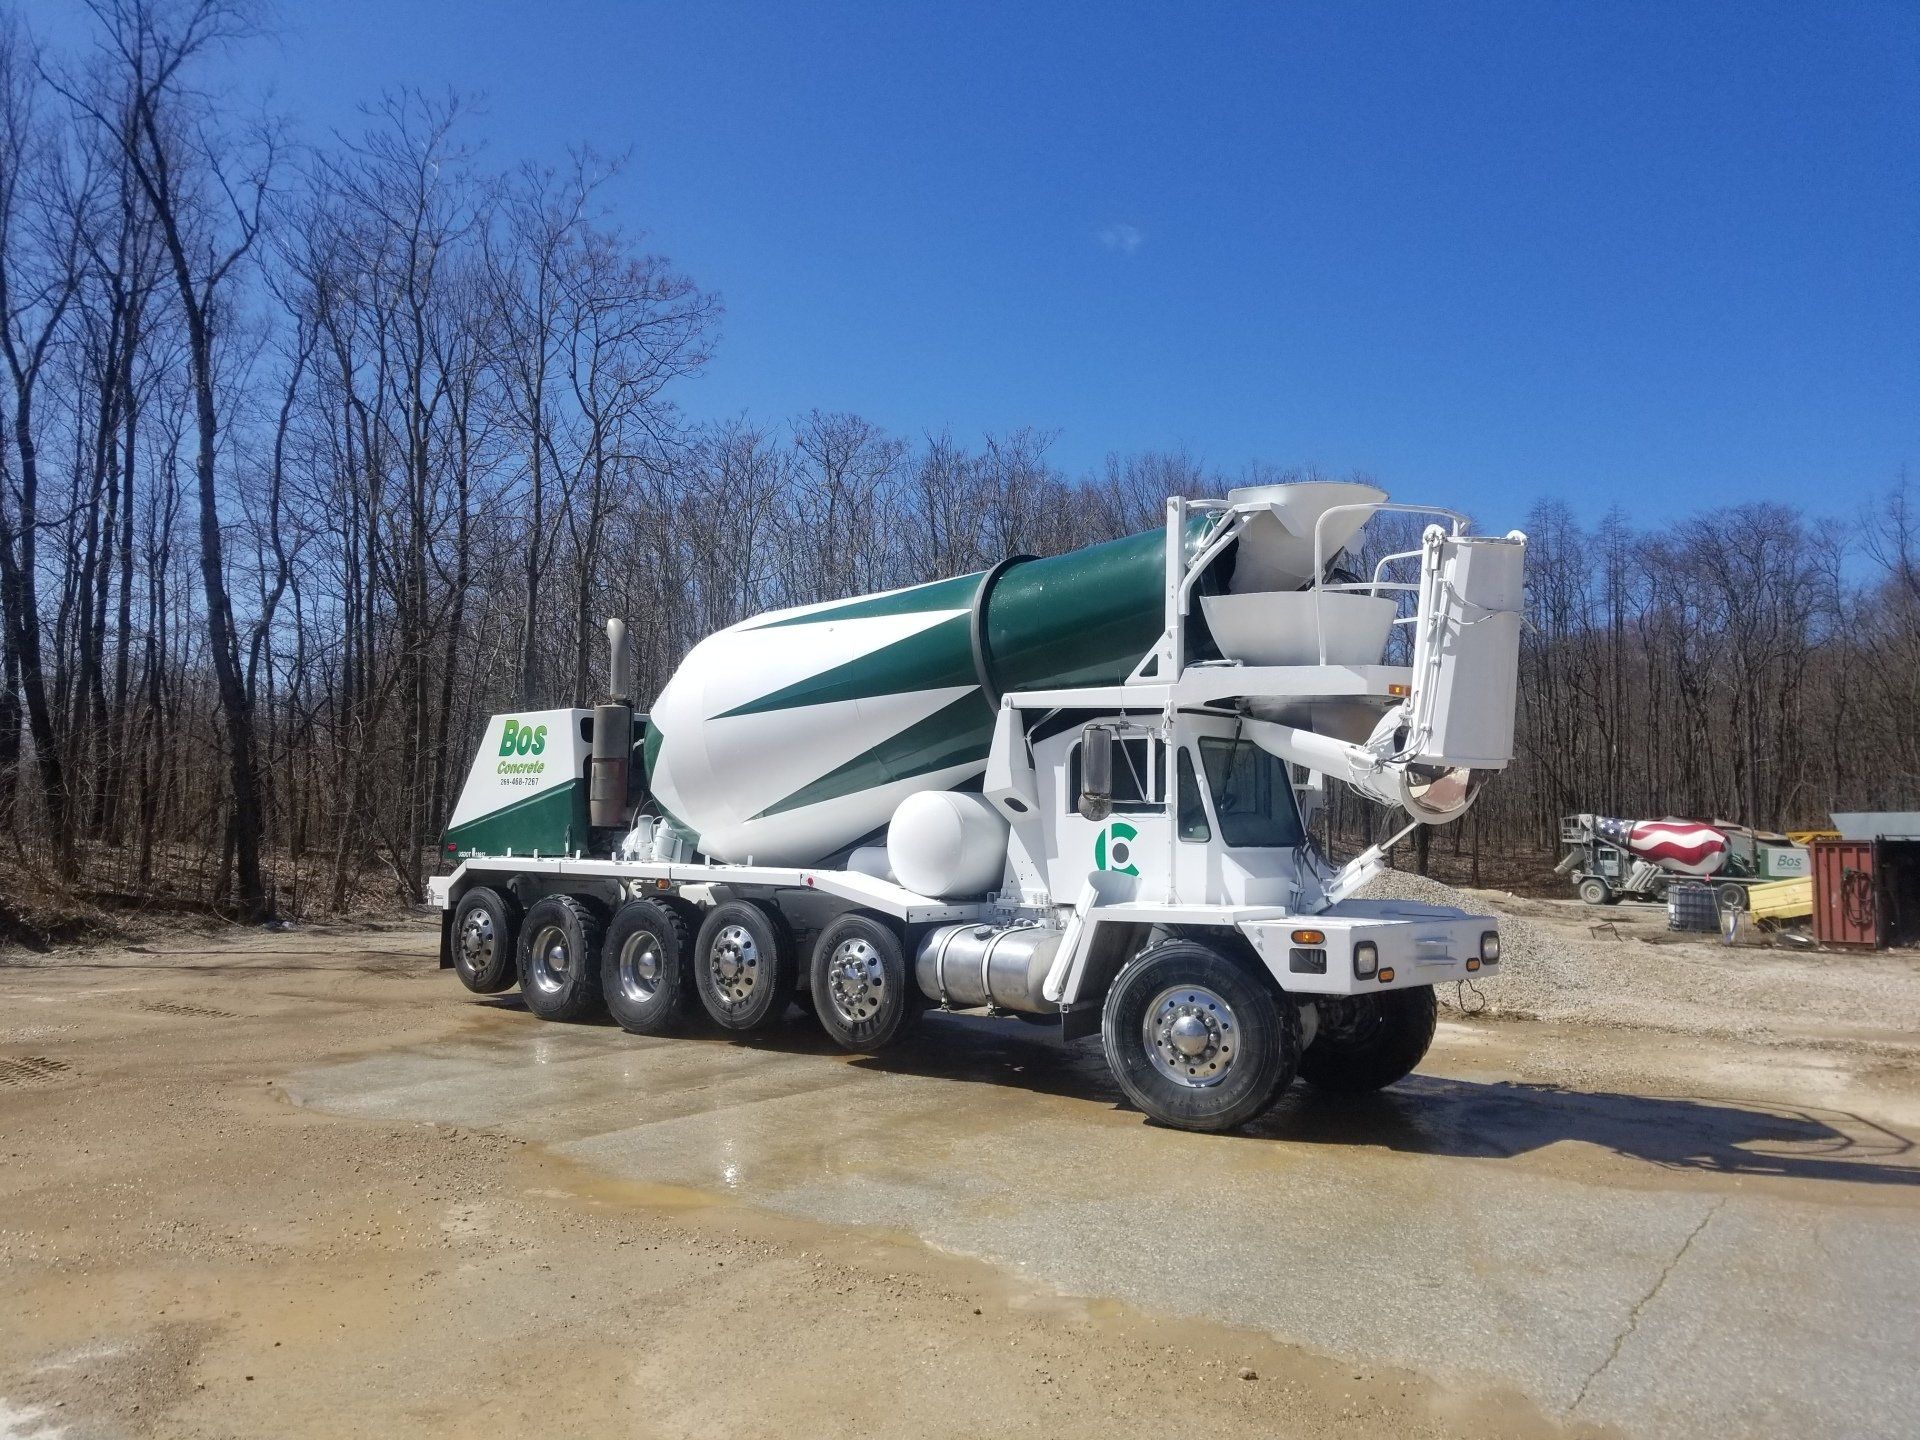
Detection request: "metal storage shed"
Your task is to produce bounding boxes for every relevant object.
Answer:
[1815,814,1920,949]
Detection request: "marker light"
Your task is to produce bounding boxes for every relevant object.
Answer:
[1291,929,1326,945]
[1377,967,1395,983]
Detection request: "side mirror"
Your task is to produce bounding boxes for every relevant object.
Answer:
[1078,725,1114,821]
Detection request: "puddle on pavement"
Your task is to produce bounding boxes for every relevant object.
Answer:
[283,1002,1920,1440]
[285,1005,1920,1215]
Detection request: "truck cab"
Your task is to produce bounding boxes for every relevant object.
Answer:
[1030,716,1303,908]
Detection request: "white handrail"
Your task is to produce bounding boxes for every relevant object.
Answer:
[1311,502,1467,664]
[1368,547,1426,595]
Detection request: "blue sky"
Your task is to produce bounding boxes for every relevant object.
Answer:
[40,0,1920,532]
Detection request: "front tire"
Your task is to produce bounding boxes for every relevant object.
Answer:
[452,886,521,994]
[810,913,922,1053]
[1716,882,1747,913]
[602,898,694,1035]
[1100,939,1300,1133]
[1577,876,1611,906]
[517,895,607,1022]
[1298,987,1437,1092]
[693,901,795,1032]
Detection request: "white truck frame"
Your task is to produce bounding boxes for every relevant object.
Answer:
[430,491,1523,1132]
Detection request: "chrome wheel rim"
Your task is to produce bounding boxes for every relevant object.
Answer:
[529,923,572,995]
[825,936,884,1026]
[458,909,495,973]
[709,924,760,1004]
[617,928,666,1005]
[1143,985,1238,1088]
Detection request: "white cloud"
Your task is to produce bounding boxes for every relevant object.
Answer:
[1097,223,1144,254]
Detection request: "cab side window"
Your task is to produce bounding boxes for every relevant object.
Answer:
[1176,747,1211,841]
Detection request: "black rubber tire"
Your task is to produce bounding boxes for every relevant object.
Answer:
[1577,876,1611,906]
[1716,882,1747,913]
[1298,986,1437,1093]
[451,886,521,994]
[601,898,695,1035]
[1100,939,1300,1133]
[516,895,607,1022]
[810,913,923,1053]
[693,900,796,1032]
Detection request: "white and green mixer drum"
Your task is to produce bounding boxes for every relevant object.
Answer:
[643,481,1385,865]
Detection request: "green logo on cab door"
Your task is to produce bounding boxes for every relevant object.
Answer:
[1095,820,1139,876]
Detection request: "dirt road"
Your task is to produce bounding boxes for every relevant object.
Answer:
[3,918,1917,1439]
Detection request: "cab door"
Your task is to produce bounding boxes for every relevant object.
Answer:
[1043,730,1170,900]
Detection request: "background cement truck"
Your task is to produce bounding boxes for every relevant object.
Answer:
[429,482,1527,1132]
[1557,812,1812,910]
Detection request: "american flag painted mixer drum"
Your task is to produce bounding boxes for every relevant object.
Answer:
[1594,816,1729,876]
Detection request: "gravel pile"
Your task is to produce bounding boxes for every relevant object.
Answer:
[1351,868,1608,1020]
[1351,867,1920,1056]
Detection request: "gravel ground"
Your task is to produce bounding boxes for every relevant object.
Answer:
[1356,869,1920,1058]
[6,915,1920,1437]
[0,925,1610,1440]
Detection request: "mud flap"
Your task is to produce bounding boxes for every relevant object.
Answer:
[438,910,454,969]
[1061,1000,1102,1042]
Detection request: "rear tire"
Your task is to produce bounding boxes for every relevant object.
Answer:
[517,895,607,1022]
[602,898,694,1035]
[1298,987,1437,1092]
[452,886,521,994]
[810,913,922,1053]
[1577,876,1611,906]
[1100,939,1300,1133]
[693,901,796,1032]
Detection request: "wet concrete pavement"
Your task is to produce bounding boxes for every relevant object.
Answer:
[285,998,1920,1440]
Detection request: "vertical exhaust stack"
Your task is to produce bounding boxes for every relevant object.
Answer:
[589,618,635,829]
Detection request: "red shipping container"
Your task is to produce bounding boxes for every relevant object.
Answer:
[1813,839,1879,947]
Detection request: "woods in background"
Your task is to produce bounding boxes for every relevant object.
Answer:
[3,1,1915,920]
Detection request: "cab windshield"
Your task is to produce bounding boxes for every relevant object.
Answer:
[1197,738,1305,848]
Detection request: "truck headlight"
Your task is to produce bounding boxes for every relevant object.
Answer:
[1353,941,1379,979]
[1480,931,1501,963]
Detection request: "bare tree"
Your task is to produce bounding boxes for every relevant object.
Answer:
[64,0,277,915]
[0,16,86,863]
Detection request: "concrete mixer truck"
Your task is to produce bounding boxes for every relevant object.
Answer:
[427,482,1527,1132]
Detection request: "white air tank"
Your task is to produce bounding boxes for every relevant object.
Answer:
[886,792,1010,899]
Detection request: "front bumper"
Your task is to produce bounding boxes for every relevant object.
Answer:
[1239,899,1500,995]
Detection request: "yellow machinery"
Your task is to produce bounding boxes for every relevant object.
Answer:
[1786,829,1839,847]
[1745,876,1813,923]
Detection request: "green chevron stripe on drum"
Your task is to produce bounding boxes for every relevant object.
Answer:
[751,692,996,819]
[743,572,980,631]
[719,613,978,719]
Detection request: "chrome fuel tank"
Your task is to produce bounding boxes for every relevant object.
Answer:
[914,921,1062,1014]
